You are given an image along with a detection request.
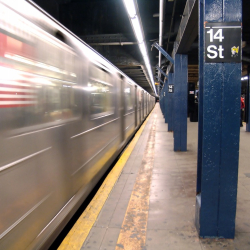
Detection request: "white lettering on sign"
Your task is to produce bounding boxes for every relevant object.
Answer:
[205,23,241,63]
[206,28,225,59]
[207,29,224,42]
[168,85,174,93]
[207,45,217,59]
[218,45,224,58]
[207,45,224,59]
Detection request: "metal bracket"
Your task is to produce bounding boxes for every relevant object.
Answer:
[156,76,165,86]
[156,65,168,79]
[152,42,174,64]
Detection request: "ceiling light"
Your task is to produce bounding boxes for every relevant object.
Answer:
[138,42,147,58]
[123,0,136,18]
[131,17,144,43]
[123,0,157,96]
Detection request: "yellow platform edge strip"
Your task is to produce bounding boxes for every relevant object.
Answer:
[58,109,154,250]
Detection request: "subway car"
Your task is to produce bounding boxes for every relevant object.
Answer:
[0,0,155,249]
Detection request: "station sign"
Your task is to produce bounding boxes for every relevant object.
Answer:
[168,84,174,93]
[205,22,241,63]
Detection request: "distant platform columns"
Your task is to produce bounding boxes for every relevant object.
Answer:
[167,73,174,132]
[173,54,188,151]
[164,80,168,124]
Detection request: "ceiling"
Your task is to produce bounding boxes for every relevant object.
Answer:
[31,0,250,96]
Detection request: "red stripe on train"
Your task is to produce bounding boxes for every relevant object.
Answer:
[0,98,36,101]
[0,91,35,95]
[0,83,35,89]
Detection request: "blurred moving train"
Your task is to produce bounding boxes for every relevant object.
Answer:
[0,0,155,249]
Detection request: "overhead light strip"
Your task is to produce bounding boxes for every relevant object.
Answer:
[123,0,157,95]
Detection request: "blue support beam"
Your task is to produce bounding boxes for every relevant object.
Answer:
[161,84,165,116]
[159,79,164,86]
[159,89,163,111]
[163,83,166,118]
[156,65,168,79]
[164,80,168,123]
[173,54,188,151]
[196,0,204,196]
[156,76,165,87]
[152,42,174,64]
[167,73,174,131]
[195,0,242,239]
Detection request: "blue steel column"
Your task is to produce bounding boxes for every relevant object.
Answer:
[196,0,242,238]
[246,71,250,132]
[161,89,164,113]
[173,54,188,151]
[164,80,168,123]
[167,74,174,131]
[159,89,162,111]
[162,84,166,118]
[196,0,204,195]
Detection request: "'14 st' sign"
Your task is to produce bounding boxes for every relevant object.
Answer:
[205,22,241,63]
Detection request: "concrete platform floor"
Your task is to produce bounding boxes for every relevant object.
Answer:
[81,103,250,250]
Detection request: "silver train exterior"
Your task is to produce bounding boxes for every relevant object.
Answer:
[0,0,155,249]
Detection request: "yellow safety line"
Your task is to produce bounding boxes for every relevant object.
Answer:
[115,114,156,250]
[58,108,154,250]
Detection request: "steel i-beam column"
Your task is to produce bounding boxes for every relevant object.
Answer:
[159,90,162,110]
[173,54,188,151]
[164,80,168,123]
[160,90,163,113]
[167,73,174,131]
[196,0,204,198]
[162,84,166,117]
[195,0,242,238]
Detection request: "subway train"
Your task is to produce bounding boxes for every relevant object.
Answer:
[0,1,155,249]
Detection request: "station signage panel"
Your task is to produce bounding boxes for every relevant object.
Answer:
[205,22,241,63]
[168,85,174,93]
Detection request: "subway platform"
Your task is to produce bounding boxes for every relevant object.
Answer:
[58,103,250,250]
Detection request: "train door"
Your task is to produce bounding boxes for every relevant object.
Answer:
[120,75,125,143]
[142,91,144,119]
[138,89,141,124]
[135,86,138,128]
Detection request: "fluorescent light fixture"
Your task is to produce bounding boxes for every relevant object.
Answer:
[138,42,147,58]
[131,17,144,43]
[144,57,150,67]
[123,0,137,18]
[123,0,157,95]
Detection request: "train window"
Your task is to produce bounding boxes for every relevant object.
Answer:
[36,81,79,122]
[0,69,80,132]
[89,81,113,119]
[55,31,66,43]
[125,86,133,111]
[88,64,114,119]
[0,10,80,132]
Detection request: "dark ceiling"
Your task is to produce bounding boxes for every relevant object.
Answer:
[31,0,250,96]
